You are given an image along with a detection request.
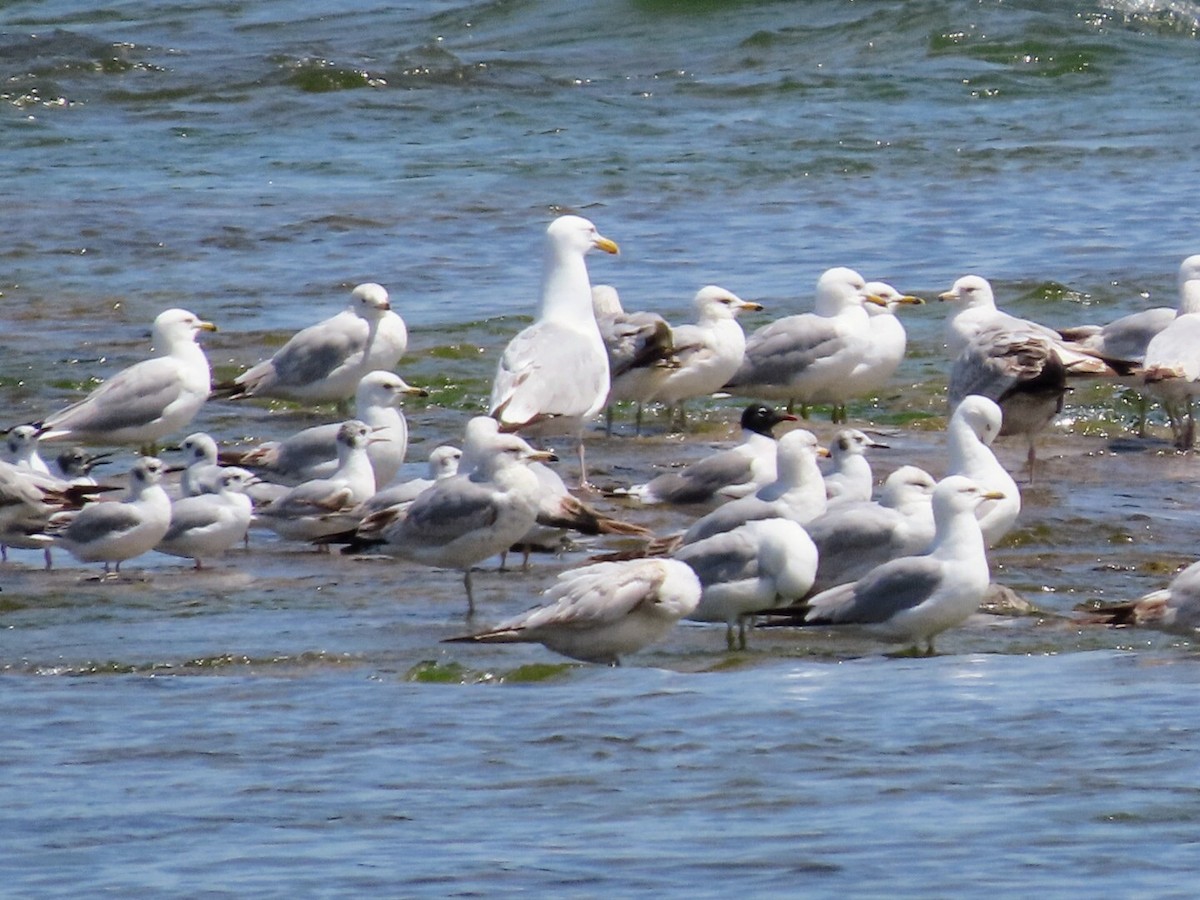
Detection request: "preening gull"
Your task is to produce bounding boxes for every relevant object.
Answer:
[805,465,937,595]
[823,428,888,504]
[36,308,217,449]
[1141,255,1200,448]
[177,432,224,497]
[256,420,378,543]
[676,518,818,650]
[371,429,554,612]
[156,467,255,569]
[592,284,676,436]
[620,404,796,505]
[46,456,174,574]
[945,395,1021,546]
[489,215,619,487]
[759,475,1003,655]
[444,558,701,665]
[213,283,408,405]
[224,371,426,489]
[724,267,887,421]
[648,285,762,430]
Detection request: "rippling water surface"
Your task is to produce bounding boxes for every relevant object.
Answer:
[5,0,1200,894]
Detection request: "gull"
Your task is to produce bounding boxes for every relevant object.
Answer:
[619,404,797,505]
[51,446,111,486]
[648,285,762,431]
[176,432,225,497]
[679,428,828,546]
[840,282,924,408]
[724,267,888,422]
[255,420,378,543]
[759,476,1004,655]
[4,425,51,476]
[1141,255,1200,448]
[443,558,701,665]
[1082,558,1200,635]
[46,456,174,575]
[945,395,1021,546]
[213,283,408,406]
[223,371,426,489]
[0,460,84,568]
[948,327,1066,477]
[676,518,818,650]
[371,429,555,613]
[489,215,619,487]
[155,467,256,569]
[35,308,217,449]
[592,284,676,436]
[805,465,937,595]
[823,428,888,504]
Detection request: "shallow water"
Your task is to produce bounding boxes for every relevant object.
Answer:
[5,0,1200,894]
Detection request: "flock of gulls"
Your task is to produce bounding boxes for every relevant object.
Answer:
[5,214,1200,666]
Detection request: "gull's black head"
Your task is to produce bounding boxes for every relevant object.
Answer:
[740,404,797,437]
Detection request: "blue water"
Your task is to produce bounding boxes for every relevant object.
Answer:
[5,0,1200,894]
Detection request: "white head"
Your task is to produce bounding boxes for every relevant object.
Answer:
[1177,255,1200,314]
[355,370,426,411]
[813,267,871,316]
[5,424,40,461]
[334,420,373,460]
[774,428,823,484]
[692,285,763,322]
[461,416,502,472]
[951,395,1003,446]
[863,281,924,317]
[215,467,257,494]
[129,456,168,490]
[830,428,888,462]
[932,474,1003,520]
[878,465,937,510]
[427,445,463,480]
[546,215,620,259]
[591,284,624,318]
[180,432,219,466]
[152,308,217,348]
[939,275,995,310]
[350,283,392,318]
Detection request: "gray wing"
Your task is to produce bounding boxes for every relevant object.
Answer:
[397,478,499,545]
[160,497,223,541]
[682,495,771,544]
[808,506,903,588]
[269,320,366,386]
[728,314,844,387]
[44,357,188,434]
[269,424,339,479]
[674,530,761,588]
[63,502,143,544]
[602,312,673,378]
[948,329,1065,408]
[645,448,754,504]
[1092,308,1175,365]
[806,556,946,626]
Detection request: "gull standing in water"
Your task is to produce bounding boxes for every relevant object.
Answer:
[1083,558,1200,635]
[649,285,762,431]
[444,558,700,665]
[213,283,408,406]
[224,371,426,488]
[156,467,256,569]
[35,309,217,451]
[724,267,888,421]
[1141,255,1200,448]
[676,518,818,651]
[372,428,555,613]
[489,215,619,487]
[592,284,676,436]
[620,404,796,506]
[758,476,1004,655]
[46,456,174,575]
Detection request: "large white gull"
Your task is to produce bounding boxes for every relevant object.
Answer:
[1141,255,1200,448]
[489,215,619,487]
